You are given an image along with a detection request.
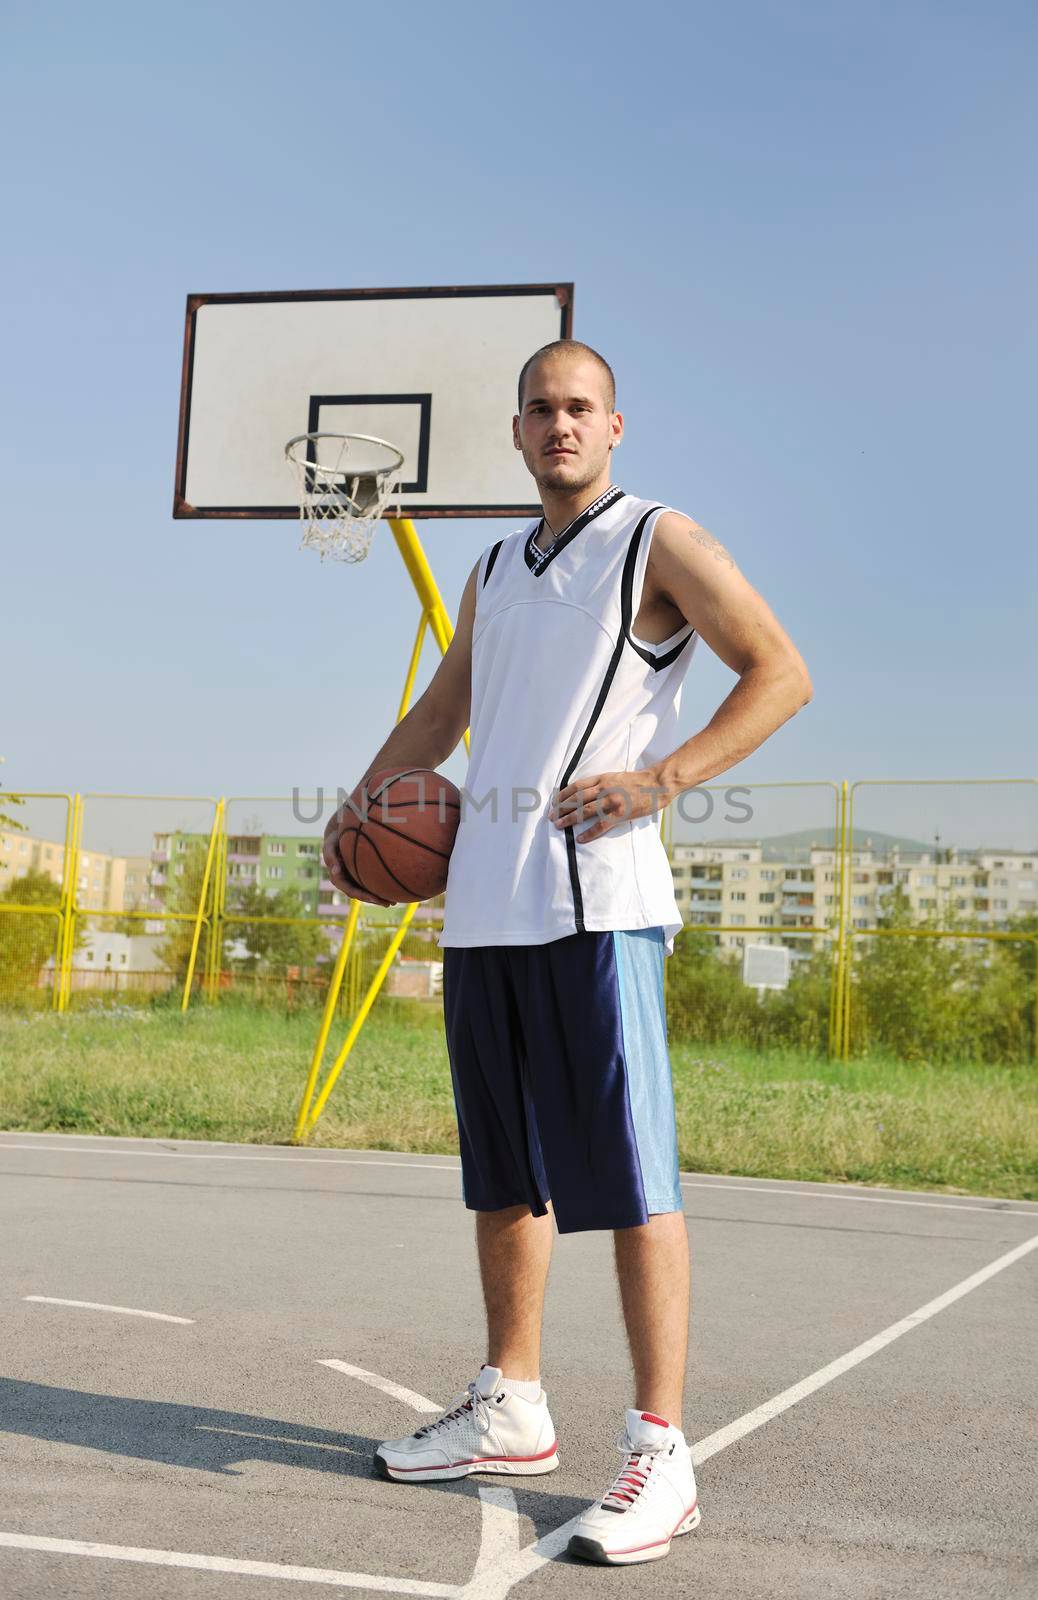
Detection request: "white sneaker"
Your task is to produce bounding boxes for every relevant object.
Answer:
[374,1365,560,1483]
[568,1410,701,1565]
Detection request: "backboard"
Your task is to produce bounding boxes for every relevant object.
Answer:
[173,282,573,520]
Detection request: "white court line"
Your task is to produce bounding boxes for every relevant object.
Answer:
[4,1235,1036,1595]
[679,1179,1037,1218]
[690,1229,1038,1462]
[468,1489,521,1581]
[455,1229,1038,1598]
[0,1533,457,1595]
[1,1139,1034,1216]
[23,1297,194,1325]
[0,1360,513,1595]
[0,1142,459,1175]
[317,1360,442,1415]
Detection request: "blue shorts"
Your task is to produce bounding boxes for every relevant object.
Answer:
[441,927,683,1234]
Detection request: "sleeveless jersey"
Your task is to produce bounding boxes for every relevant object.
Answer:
[437,487,699,957]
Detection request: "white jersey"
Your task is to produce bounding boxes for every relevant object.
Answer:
[437,487,699,956]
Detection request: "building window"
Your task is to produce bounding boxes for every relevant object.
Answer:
[730,913,745,925]
[761,870,775,882]
[731,868,747,880]
[267,866,284,880]
[759,892,775,903]
[731,891,746,902]
[268,842,286,856]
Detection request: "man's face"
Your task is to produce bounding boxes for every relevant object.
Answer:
[512,355,623,495]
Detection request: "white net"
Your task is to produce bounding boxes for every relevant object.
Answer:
[285,434,403,563]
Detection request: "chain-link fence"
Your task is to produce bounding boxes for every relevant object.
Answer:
[1,781,1034,1061]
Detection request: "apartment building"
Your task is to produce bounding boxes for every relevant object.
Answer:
[0,828,151,913]
[152,831,324,915]
[670,837,1037,960]
[151,830,446,927]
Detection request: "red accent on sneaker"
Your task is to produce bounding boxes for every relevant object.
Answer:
[383,1440,558,1473]
[639,1412,670,1427]
[605,1498,699,1556]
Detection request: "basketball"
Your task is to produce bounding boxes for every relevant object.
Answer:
[336,766,461,904]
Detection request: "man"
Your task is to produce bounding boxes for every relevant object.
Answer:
[323,339,812,1566]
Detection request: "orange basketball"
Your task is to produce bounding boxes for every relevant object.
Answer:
[337,767,461,904]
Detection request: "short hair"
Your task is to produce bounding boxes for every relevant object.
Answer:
[517,339,616,412]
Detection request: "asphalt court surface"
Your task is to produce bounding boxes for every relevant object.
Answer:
[0,1131,1035,1599]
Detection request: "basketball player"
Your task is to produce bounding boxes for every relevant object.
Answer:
[322,340,812,1566]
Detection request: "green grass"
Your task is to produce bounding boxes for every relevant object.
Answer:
[1,1003,1035,1200]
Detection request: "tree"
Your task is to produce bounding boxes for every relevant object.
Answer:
[155,841,214,981]
[850,885,1033,1063]
[223,883,327,975]
[0,867,65,1002]
[0,789,27,897]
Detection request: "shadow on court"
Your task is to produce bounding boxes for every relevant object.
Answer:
[0,1376,591,1538]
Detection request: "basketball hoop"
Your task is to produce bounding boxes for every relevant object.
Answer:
[285,433,405,563]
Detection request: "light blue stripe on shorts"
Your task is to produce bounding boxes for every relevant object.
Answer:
[611,927,683,1215]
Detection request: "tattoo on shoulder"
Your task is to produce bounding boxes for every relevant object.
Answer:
[686,520,734,567]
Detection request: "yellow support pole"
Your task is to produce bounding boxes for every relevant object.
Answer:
[292,898,360,1142]
[51,794,76,1011]
[303,902,420,1136]
[400,610,430,721]
[389,521,453,647]
[57,795,84,1012]
[841,782,857,1060]
[210,814,229,999]
[181,799,224,1012]
[295,516,471,1141]
[829,781,848,1059]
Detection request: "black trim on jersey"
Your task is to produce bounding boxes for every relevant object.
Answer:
[621,507,697,671]
[626,628,696,671]
[523,485,625,575]
[483,541,504,588]
[555,505,658,930]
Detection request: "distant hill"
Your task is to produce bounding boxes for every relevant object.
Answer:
[672,826,934,862]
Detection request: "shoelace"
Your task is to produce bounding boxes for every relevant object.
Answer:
[414,1383,493,1440]
[600,1431,662,1511]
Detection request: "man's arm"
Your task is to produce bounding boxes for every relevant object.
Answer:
[323,558,479,901]
[646,511,813,798]
[550,514,813,842]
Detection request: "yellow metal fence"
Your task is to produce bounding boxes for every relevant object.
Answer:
[1,781,1035,1069]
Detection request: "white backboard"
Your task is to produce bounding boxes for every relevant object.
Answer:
[174,283,573,520]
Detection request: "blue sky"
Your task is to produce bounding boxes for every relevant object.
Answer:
[2,1,1035,851]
